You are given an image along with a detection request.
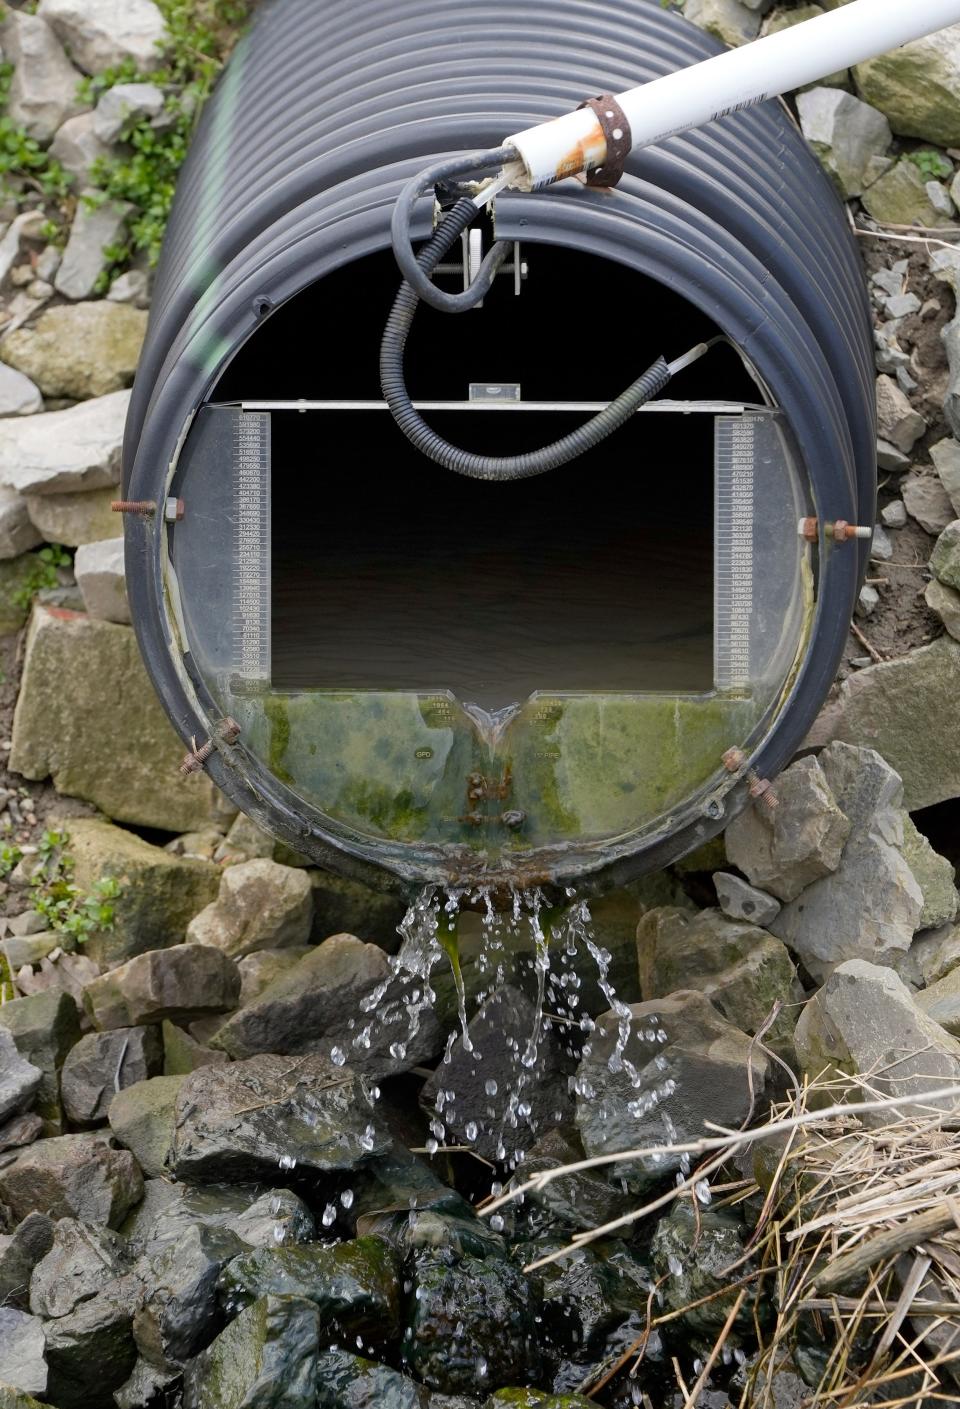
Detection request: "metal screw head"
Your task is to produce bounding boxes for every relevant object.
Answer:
[501,809,527,831]
[703,797,725,821]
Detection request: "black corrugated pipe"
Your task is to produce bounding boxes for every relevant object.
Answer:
[121,0,875,899]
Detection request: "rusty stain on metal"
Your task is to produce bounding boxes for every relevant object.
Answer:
[554,118,605,180]
[722,746,746,772]
[576,94,633,187]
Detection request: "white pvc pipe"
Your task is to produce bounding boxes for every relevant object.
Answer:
[505,0,960,189]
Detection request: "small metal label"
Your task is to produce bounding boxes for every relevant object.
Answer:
[232,412,271,685]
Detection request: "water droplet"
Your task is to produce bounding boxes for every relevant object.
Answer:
[322,1203,337,1227]
[485,1078,498,1096]
[464,1121,478,1142]
[489,1214,504,1232]
[330,1046,346,1067]
[278,1154,297,1171]
[340,1189,354,1209]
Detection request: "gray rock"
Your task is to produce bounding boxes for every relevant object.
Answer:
[0,391,128,496]
[932,519,960,589]
[0,989,81,1133]
[683,0,763,47]
[38,0,168,74]
[902,469,956,535]
[770,744,923,978]
[885,291,923,319]
[725,753,851,902]
[0,1132,143,1228]
[84,945,240,1031]
[931,437,960,516]
[0,1027,42,1124]
[513,1127,633,1232]
[315,1349,430,1408]
[795,960,960,1117]
[420,983,570,1161]
[29,1219,126,1319]
[181,1294,319,1409]
[862,160,956,229]
[881,497,908,528]
[796,87,891,197]
[42,1285,138,1409]
[308,869,408,950]
[13,950,100,1008]
[926,577,960,641]
[652,1202,753,1350]
[0,212,46,288]
[856,584,879,618]
[928,179,956,218]
[871,524,894,561]
[120,1180,267,1262]
[60,1025,163,1125]
[575,989,769,1194]
[814,635,960,810]
[168,1053,389,1184]
[55,195,132,302]
[113,1358,180,1409]
[876,375,927,454]
[931,247,960,442]
[133,1223,244,1366]
[93,82,165,143]
[107,270,150,309]
[855,27,960,147]
[161,1019,228,1076]
[0,1214,55,1311]
[73,535,128,622]
[897,922,960,988]
[10,612,234,834]
[1,303,147,400]
[186,858,313,960]
[108,1074,184,1178]
[901,814,960,929]
[0,1308,47,1398]
[0,366,42,420]
[877,438,912,472]
[211,933,443,1079]
[915,966,960,1037]
[235,949,312,1007]
[0,486,43,559]
[49,111,110,188]
[227,1190,316,1250]
[0,11,85,145]
[24,485,122,547]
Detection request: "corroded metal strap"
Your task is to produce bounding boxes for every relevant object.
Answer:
[576,94,633,187]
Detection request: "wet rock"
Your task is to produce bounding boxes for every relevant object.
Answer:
[796,88,890,197]
[811,635,960,810]
[211,933,443,1079]
[902,469,955,536]
[0,1132,142,1228]
[915,966,960,1037]
[42,1286,138,1409]
[514,1128,632,1232]
[84,945,240,1030]
[724,754,850,902]
[770,744,923,978]
[420,983,571,1161]
[186,859,313,960]
[162,1019,228,1076]
[863,159,956,228]
[637,907,799,1057]
[483,1396,594,1409]
[60,1025,163,1125]
[38,0,168,74]
[25,485,122,547]
[93,82,165,143]
[0,392,127,496]
[315,1347,430,1408]
[875,375,927,454]
[931,437,960,516]
[113,1358,180,1409]
[121,1180,266,1261]
[683,0,763,47]
[795,960,960,1115]
[67,819,221,967]
[0,1388,49,1409]
[652,1202,755,1348]
[73,531,128,623]
[1,303,147,400]
[575,990,768,1195]
[0,487,42,561]
[713,872,781,926]
[0,1309,47,1399]
[407,1253,541,1394]
[0,989,81,1133]
[29,1218,125,1319]
[0,1215,55,1311]
[0,10,85,144]
[182,1294,319,1409]
[308,870,408,950]
[901,815,960,929]
[0,1028,41,1124]
[168,1053,389,1184]
[49,111,110,187]
[108,1075,185,1177]
[926,578,960,641]
[854,27,960,147]
[536,890,644,1018]
[134,1223,244,1366]
[55,198,133,302]
[0,366,42,421]
[220,1236,400,1345]
[537,1241,651,1365]
[227,1190,315,1250]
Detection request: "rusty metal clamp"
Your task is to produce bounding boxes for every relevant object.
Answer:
[576,94,633,187]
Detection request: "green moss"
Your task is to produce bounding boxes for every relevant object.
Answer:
[263,694,293,785]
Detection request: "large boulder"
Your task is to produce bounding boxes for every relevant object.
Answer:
[0,10,85,144]
[901,815,960,930]
[770,744,923,978]
[0,1132,143,1229]
[0,303,148,400]
[60,1025,163,1126]
[133,1221,244,1366]
[575,990,768,1194]
[65,819,221,967]
[0,393,128,497]
[29,1219,125,1319]
[37,0,169,73]
[854,25,960,147]
[186,859,313,960]
[0,1029,41,1125]
[42,1286,138,1409]
[0,990,81,1133]
[83,945,240,1031]
[795,960,960,1116]
[167,1054,389,1184]
[10,608,234,834]
[181,1294,319,1409]
[315,1350,430,1409]
[0,1308,47,1400]
[108,1075,184,1177]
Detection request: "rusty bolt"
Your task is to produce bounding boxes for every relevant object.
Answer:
[179,717,241,775]
[798,516,871,543]
[164,497,185,523]
[112,500,156,517]
[501,809,526,831]
[722,746,746,772]
[747,771,779,811]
